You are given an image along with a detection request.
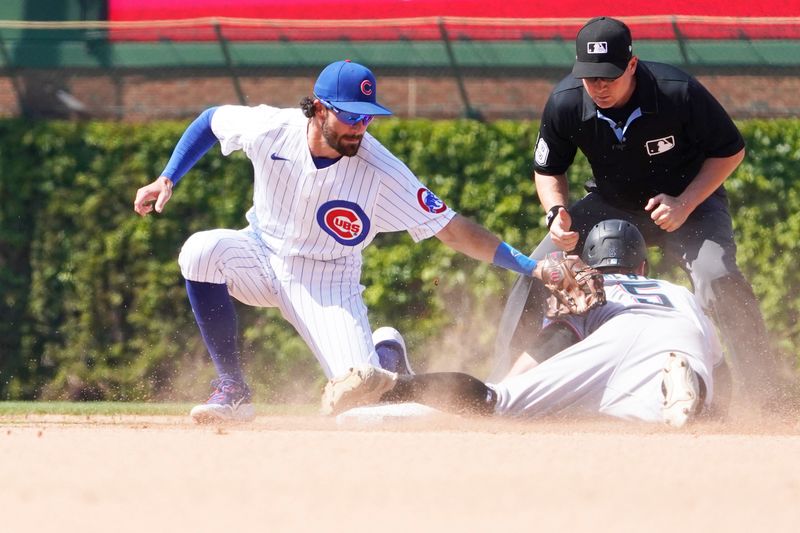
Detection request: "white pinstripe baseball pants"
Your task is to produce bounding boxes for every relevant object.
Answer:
[178,228,380,379]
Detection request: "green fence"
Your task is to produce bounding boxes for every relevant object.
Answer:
[1,22,799,69]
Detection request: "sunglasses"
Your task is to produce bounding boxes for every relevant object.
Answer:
[318,99,374,126]
[585,76,622,83]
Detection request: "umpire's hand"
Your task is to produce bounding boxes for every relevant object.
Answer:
[645,193,691,232]
[549,207,580,252]
[134,176,174,216]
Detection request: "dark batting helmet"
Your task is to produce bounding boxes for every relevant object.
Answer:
[581,219,647,270]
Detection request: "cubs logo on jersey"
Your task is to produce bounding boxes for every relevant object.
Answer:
[317,200,371,246]
[416,188,447,214]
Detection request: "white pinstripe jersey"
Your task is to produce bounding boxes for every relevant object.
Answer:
[210,105,456,270]
[546,273,724,366]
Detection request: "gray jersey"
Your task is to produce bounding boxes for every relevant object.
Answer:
[492,274,723,422]
[547,273,723,367]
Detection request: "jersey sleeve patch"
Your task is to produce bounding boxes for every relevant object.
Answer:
[416,188,448,214]
[535,137,550,166]
[316,200,370,246]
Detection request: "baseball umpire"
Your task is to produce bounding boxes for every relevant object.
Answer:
[498,16,779,402]
[133,60,587,424]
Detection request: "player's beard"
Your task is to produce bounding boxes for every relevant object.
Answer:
[322,118,363,157]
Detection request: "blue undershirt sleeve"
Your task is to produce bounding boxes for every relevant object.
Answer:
[161,106,219,185]
[492,242,538,276]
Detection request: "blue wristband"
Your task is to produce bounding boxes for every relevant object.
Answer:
[493,242,537,276]
[161,106,219,185]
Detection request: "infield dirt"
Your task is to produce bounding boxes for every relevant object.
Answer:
[2,412,800,533]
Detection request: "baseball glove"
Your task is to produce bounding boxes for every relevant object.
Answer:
[540,251,606,318]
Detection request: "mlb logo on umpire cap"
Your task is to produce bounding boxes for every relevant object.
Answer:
[572,17,632,79]
[314,60,393,116]
[587,42,608,54]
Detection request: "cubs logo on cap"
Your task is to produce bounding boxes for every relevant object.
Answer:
[317,200,370,246]
[360,80,373,96]
[417,188,447,214]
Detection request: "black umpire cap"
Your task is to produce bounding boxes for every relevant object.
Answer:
[572,17,633,80]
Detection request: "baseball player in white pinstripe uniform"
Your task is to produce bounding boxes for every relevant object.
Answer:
[325,220,724,428]
[134,60,545,423]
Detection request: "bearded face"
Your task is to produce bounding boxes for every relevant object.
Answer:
[320,109,365,157]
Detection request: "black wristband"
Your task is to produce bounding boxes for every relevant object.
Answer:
[545,205,565,229]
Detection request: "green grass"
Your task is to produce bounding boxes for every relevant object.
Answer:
[0,402,316,416]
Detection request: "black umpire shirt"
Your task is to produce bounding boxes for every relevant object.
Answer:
[533,61,745,209]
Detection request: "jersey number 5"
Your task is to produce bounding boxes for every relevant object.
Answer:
[620,281,675,308]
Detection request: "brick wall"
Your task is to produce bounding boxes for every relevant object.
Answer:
[2,69,799,121]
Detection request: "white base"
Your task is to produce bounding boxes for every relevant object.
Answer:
[335,402,443,425]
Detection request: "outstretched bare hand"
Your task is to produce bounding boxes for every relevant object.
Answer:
[134,176,174,216]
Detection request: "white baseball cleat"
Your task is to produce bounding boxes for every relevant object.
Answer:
[372,326,414,375]
[321,365,398,416]
[661,352,701,428]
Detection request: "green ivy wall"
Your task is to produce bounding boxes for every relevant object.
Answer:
[0,118,797,401]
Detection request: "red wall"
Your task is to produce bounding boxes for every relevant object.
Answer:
[108,1,800,41]
[109,0,800,20]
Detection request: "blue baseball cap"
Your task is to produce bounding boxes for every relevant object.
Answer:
[314,60,392,116]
